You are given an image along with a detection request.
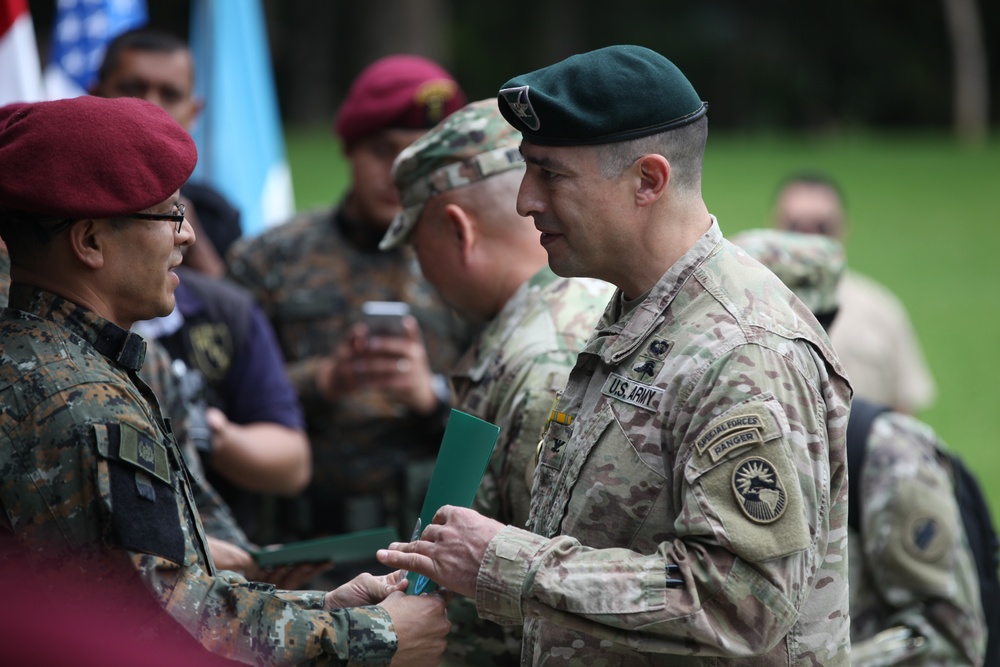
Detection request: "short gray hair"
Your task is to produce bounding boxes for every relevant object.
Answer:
[595,116,707,193]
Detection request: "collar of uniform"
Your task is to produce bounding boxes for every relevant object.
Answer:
[7,283,147,371]
[453,266,561,383]
[598,217,723,366]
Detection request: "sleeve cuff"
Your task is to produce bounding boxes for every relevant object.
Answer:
[476,524,548,625]
[345,605,397,665]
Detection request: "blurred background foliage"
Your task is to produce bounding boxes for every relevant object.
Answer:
[28,0,1000,136]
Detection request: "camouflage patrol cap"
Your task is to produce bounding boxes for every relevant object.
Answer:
[497,45,707,146]
[731,229,845,318]
[379,98,524,251]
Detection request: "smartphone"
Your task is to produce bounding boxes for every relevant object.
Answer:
[361,301,410,337]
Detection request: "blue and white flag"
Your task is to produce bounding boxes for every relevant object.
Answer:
[189,0,294,236]
[43,0,148,100]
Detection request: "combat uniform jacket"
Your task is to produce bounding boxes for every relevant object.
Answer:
[446,268,614,666]
[0,285,398,665]
[227,204,468,537]
[476,221,853,665]
[849,411,986,666]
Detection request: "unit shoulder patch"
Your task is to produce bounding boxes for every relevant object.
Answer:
[732,457,787,524]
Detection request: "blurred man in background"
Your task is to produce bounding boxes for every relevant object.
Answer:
[733,228,988,667]
[92,27,242,276]
[772,171,936,414]
[227,55,471,550]
[381,98,615,665]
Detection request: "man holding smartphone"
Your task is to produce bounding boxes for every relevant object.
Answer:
[227,55,470,550]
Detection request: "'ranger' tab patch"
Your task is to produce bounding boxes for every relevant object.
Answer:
[601,373,664,412]
[732,457,787,524]
[119,422,171,485]
[694,405,782,463]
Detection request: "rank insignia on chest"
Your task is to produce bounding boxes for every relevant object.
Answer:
[601,372,664,412]
[732,457,787,523]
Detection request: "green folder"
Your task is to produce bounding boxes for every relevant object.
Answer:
[407,409,500,595]
[250,526,399,568]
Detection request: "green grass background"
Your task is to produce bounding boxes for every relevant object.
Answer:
[285,127,1000,519]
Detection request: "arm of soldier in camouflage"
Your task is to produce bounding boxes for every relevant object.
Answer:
[476,341,850,660]
[0,361,422,665]
[849,413,986,666]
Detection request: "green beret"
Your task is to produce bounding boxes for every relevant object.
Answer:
[497,45,707,146]
[730,229,845,317]
[0,96,196,220]
[380,99,524,251]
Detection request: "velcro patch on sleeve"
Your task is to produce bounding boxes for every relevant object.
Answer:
[118,422,171,484]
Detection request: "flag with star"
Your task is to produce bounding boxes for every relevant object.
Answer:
[43,0,148,100]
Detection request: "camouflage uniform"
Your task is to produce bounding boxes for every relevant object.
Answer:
[731,228,987,665]
[227,208,468,538]
[475,221,853,665]
[446,268,614,666]
[849,410,986,666]
[0,284,398,665]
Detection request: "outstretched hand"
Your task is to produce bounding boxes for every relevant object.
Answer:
[324,569,409,610]
[376,505,505,598]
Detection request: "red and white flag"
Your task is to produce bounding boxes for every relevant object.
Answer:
[0,0,43,106]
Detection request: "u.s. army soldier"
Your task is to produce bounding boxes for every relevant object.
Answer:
[733,228,987,667]
[378,45,853,665]
[380,98,615,665]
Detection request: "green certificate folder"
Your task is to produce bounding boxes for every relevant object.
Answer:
[250,526,399,568]
[407,409,500,595]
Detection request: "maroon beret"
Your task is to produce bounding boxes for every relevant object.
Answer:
[0,102,29,130]
[0,96,197,219]
[334,54,466,147]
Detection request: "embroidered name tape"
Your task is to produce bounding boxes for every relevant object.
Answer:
[601,373,664,412]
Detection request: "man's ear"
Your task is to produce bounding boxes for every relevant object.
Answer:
[67,219,107,269]
[443,203,477,264]
[635,154,670,207]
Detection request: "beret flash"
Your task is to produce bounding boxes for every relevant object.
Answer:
[0,96,197,219]
[498,44,707,146]
[334,54,466,147]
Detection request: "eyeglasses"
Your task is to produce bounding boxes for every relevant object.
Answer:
[127,202,187,233]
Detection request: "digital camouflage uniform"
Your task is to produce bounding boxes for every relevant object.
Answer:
[475,221,853,665]
[227,209,468,538]
[0,285,398,665]
[848,410,986,666]
[445,268,614,666]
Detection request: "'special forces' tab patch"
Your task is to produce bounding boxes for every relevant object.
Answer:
[499,86,541,130]
[601,373,664,412]
[732,457,787,524]
[119,422,170,484]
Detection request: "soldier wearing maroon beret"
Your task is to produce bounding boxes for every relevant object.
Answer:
[226,55,471,552]
[0,96,450,666]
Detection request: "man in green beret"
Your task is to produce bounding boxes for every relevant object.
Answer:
[381,98,615,665]
[0,96,450,666]
[379,45,853,665]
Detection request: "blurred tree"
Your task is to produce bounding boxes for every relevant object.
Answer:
[942,0,990,143]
